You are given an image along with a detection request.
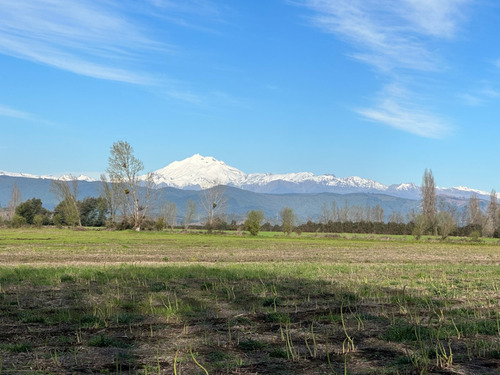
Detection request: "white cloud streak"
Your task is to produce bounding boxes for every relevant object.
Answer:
[302,0,468,72]
[357,85,450,139]
[0,104,34,120]
[299,0,469,138]
[459,86,500,107]
[147,0,221,17]
[0,0,168,84]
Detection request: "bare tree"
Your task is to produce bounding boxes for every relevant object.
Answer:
[484,189,498,237]
[338,201,349,223]
[163,201,177,232]
[106,141,151,231]
[331,202,339,222]
[421,169,437,235]
[184,199,196,231]
[467,194,484,229]
[388,211,404,224]
[351,205,364,222]
[200,184,227,231]
[99,173,125,225]
[411,213,427,240]
[371,204,385,223]
[51,178,81,227]
[437,211,456,240]
[319,202,333,224]
[7,183,22,220]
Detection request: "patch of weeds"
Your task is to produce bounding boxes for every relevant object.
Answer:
[380,321,429,343]
[115,350,135,364]
[207,351,243,370]
[149,281,167,292]
[318,311,341,323]
[0,342,32,353]
[238,338,267,351]
[206,350,231,362]
[115,312,144,324]
[57,335,72,344]
[118,300,137,311]
[139,364,160,374]
[18,311,46,324]
[79,314,105,328]
[341,292,359,303]
[269,346,288,358]
[391,355,412,366]
[265,312,291,324]
[233,316,254,326]
[263,296,281,307]
[150,323,170,331]
[359,313,384,322]
[456,319,498,336]
[200,281,213,290]
[60,274,75,283]
[49,309,74,324]
[88,334,129,348]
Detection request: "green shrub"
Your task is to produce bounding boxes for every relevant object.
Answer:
[33,214,44,228]
[10,214,26,228]
[244,210,264,236]
[155,217,166,231]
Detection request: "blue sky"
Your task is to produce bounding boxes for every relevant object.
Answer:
[0,0,499,191]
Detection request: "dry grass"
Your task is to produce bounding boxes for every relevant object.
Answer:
[0,228,498,374]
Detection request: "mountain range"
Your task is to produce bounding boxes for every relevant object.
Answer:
[0,154,492,222]
[144,154,492,201]
[1,154,494,200]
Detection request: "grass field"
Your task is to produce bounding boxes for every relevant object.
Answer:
[0,228,498,374]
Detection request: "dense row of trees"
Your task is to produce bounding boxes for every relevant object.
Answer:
[1,141,499,239]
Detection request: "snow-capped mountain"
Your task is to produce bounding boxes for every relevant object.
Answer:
[145,154,493,200]
[1,155,494,201]
[146,154,391,194]
[58,174,96,182]
[147,154,245,189]
[0,170,95,182]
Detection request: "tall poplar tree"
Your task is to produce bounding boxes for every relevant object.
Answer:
[421,169,437,235]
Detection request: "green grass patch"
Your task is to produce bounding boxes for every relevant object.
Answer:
[0,342,32,353]
[238,338,267,351]
[88,334,129,348]
[0,228,498,374]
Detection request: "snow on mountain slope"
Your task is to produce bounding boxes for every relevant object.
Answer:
[148,155,401,195]
[0,170,95,182]
[148,154,246,189]
[58,174,96,182]
[1,155,494,200]
[438,186,491,200]
[146,154,498,200]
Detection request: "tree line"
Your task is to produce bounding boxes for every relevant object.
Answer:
[1,142,498,239]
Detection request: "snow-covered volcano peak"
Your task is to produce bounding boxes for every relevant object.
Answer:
[148,154,247,189]
[58,174,96,182]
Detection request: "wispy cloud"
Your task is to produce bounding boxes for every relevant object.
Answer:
[300,0,469,72]
[147,0,221,17]
[0,0,168,84]
[458,85,500,107]
[0,1,244,108]
[0,104,35,121]
[298,0,469,137]
[459,93,484,107]
[0,103,63,129]
[357,84,450,138]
